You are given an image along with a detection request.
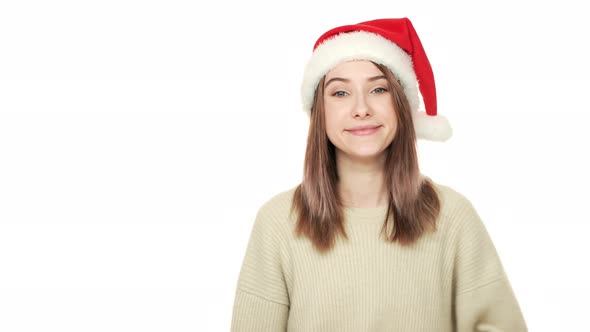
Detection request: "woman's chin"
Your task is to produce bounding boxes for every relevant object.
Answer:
[337,149,386,162]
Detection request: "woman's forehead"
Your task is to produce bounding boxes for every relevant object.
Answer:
[325,60,382,80]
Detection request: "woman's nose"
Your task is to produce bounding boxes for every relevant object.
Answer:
[353,93,371,117]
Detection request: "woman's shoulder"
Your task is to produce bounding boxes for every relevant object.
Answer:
[431,180,470,206]
[254,184,299,228]
[258,184,298,212]
[428,178,479,225]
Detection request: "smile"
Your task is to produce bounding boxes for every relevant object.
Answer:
[347,126,382,136]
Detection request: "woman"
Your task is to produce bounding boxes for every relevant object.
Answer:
[231,18,527,331]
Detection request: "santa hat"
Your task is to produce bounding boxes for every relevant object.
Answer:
[301,18,452,142]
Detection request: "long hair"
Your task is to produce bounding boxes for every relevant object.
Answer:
[291,62,441,254]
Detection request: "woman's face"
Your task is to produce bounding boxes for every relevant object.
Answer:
[323,60,397,163]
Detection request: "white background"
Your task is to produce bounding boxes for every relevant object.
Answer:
[1,0,588,331]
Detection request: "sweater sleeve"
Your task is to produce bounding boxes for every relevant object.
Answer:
[231,204,290,331]
[451,194,528,332]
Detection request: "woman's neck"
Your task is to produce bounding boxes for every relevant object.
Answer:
[336,154,388,208]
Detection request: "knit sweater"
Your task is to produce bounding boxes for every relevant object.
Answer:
[230,182,527,331]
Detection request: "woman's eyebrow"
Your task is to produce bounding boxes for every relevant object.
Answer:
[325,75,387,88]
[324,77,349,88]
[368,75,387,82]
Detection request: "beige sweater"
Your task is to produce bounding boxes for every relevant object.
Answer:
[231,182,527,331]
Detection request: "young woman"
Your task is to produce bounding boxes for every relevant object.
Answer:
[231,18,527,332]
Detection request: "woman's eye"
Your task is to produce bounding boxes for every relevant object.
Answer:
[372,87,388,94]
[333,91,348,97]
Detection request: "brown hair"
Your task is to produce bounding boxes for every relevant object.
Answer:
[290,62,441,254]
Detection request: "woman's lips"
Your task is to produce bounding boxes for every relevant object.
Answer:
[347,126,381,136]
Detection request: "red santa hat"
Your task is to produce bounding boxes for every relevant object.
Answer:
[301,18,452,142]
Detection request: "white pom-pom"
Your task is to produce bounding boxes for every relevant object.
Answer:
[412,111,453,142]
